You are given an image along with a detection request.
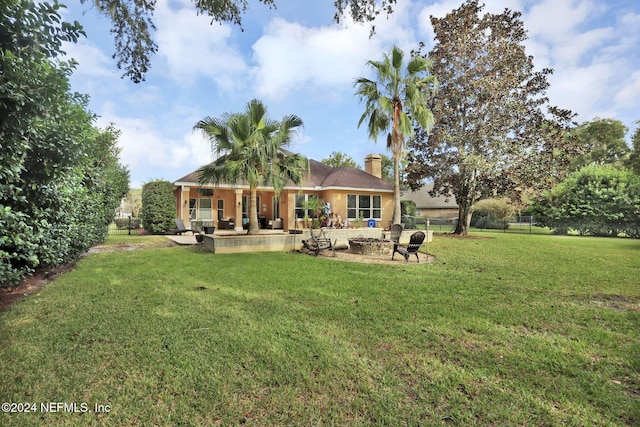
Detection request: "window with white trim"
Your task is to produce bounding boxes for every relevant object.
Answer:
[189,198,212,220]
[347,194,381,219]
[217,199,224,220]
[295,194,317,219]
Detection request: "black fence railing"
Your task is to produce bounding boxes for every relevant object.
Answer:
[108,217,145,235]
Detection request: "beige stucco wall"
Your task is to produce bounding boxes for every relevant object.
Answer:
[176,186,394,231]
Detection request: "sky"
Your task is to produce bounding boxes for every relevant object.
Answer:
[60,0,640,189]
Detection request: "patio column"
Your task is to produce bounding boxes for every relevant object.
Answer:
[234,189,243,232]
[181,186,190,223]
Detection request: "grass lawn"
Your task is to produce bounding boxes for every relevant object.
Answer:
[1,233,638,425]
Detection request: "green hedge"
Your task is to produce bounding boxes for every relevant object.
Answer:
[141,181,176,234]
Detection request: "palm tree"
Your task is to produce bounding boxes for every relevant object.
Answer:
[194,99,308,234]
[355,46,437,224]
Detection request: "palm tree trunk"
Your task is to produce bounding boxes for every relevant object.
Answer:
[393,152,402,224]
[248,184,260,234]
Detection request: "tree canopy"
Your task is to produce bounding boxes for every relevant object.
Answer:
[321,151,361,169]
[85,0,397,82]
[571,118,630,169]
[194,99,308,234]
[406,0,579,235]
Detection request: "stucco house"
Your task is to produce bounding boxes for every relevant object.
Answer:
[401,182,459,218]
[173,154,394,232]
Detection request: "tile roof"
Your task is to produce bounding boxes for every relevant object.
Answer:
[174,156,393,191]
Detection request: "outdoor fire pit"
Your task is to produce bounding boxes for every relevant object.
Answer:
[348,237,394,256]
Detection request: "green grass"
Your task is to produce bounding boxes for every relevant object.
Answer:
[1,234,638,425]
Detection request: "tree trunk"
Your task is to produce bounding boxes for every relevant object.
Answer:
[392,152,402,225]
[247,184,260,235]
[453,200,473,235]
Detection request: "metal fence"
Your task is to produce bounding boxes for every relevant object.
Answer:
[108,217,145,235]
[402,215,554,235]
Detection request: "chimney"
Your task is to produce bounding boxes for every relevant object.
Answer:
[364,154,382,179]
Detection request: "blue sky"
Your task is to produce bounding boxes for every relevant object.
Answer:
[61,0,640,188]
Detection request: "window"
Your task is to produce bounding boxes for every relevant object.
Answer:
[198,198,212,220]
[197,188,213,196]
[189,198,196,220]
[217,199,224,220]
[189,198,212,220]
[295,194,317,219]
[272,196,280,219]
[347,194,381,219]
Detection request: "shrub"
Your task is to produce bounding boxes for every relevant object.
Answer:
[141,180,175,234]
[401,200,417,217]
[471,199,514,229]
[531,165,640,237]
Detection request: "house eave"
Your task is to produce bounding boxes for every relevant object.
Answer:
[174,181,393,193]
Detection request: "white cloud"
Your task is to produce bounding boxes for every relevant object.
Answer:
[153,3,249,90]
[251,19,376,100]
[250,0,417,102]
[96,103,211,182]
[614,70,640,109]
[63,40,114,77]
[547,63,615,112]
[525,0,599,40]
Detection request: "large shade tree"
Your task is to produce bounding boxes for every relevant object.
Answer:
[83,0,397,82]
[194,99,308,234]
[321,151,361,169]
[355,45,437,225]
[406,0,579,235]
[571,118,630,169]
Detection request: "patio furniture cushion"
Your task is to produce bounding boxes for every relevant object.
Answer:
[268,218,283,229]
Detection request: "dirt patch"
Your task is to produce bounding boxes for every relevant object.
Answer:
[87,239,178,254]
[0,261,79,312]
[0,239,178,312]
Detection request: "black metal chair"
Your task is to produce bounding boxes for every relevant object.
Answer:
[174,218,193,235]
[392,231,425,263]
[390,223,404,259]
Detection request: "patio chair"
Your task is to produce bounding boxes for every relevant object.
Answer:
[392,231,425,263]
[174,218,193,235]
[390,223,404,257]
[268,218,283,229]
[303,228,336,257]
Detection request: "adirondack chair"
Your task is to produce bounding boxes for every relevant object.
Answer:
[390,223,404,259]
[302,228,336,257]
[392,231,425,263]
[174,218,193,235]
